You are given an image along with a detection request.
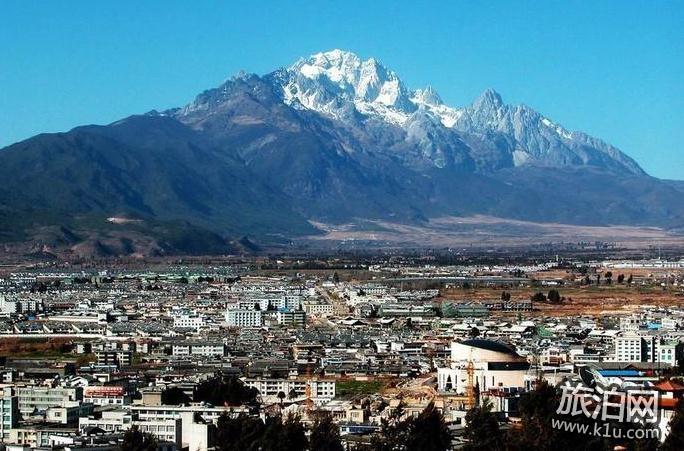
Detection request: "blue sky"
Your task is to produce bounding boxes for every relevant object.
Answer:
[1,1,682,179]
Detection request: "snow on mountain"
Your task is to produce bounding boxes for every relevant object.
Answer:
[272,50,644,174]
[275,50,574,139]
[279,49,415,125]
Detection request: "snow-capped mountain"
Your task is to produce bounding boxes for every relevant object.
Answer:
[269,49,643,175]
[3,48,680,256]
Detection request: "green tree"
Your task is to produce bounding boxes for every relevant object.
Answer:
[195,374,259,406]
[310,411,343,451]
[281,414,307,451]
[161,386,190,405]
[531,292,547,303]
[463,400,504,450]
[121,426,158,451]
[404,402,451,451]
[662,399,684,451]
[371,401,412,451]
[260,414,307,451]
[547,289,562,304]
[216,414,264,451]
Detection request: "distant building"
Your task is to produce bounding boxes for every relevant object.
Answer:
[0,387,18,441]
[243,378,335,403]
[225,309,262,327]
[613,333,682,367]
[276,309,306,328]
[437,339,529,396]
[173,312,205,331]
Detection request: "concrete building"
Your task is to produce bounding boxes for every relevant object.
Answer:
[225,309,262,327]
[133,418,182,449]
[242,378,336,403]
[0,387,18,442]
[613,333,682,367]
[276,309,306,328]
[15,386,82,416]
[173,312,205,331]
[437,339,530,394]
[131,404,248,451]
[79,410,132,433]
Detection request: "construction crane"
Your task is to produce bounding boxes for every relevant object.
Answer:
[304,364,314,414]
[465,360,476,409]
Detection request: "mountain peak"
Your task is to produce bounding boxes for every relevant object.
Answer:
[281,49,415,123]
[413,86,443,106]
[473,88,504,110]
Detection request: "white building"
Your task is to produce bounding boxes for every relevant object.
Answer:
[613,333,681,367]
[302,301,334,317]
[0,387,18,442]
[131,404,248,451]
[225,309,263,327]
[83,386,130,406]
[437,339,529,394]
[173,312,205,331]
[79,410,132,433]
[242,378,336,403]
[133,418,182,449]
[171,342,225,357]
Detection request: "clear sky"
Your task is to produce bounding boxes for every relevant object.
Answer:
[1,1,682,179]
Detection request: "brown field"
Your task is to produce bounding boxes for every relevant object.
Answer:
[440,284,684,318]
[304,215,684,249]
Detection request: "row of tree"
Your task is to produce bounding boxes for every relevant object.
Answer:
[464,379,684,450]
[123,402,452,451]
[530,289,564,304]
[580,272,633,286]
[161,374,259,407]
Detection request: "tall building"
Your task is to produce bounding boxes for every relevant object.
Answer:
[0,387,18,442]
[225,309,263,327]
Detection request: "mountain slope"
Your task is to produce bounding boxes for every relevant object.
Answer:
[0,115,316,253]
[0,49,681,256]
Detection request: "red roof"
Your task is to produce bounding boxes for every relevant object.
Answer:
[654,379,684,392]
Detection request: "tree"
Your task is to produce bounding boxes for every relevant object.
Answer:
[194,374,259,406]
[511,379,564,451]
[500,291,511,302]
[463,400,504,451]
[260,414,307,451]
[530,292,547,303]
[371,401,412,451]
[404,402,451,451]
[310,411,343,451]
[280,414,307,451]
[604,271,613,285]
[277,391,286,406]
[468,327,480,338]
[662,399,684,451]
[121,426,158,451]
[547,289,562,304]
[216,414,264,451]
[161,386,190,405]
[627,274,634,284]
[617,273,625,284]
